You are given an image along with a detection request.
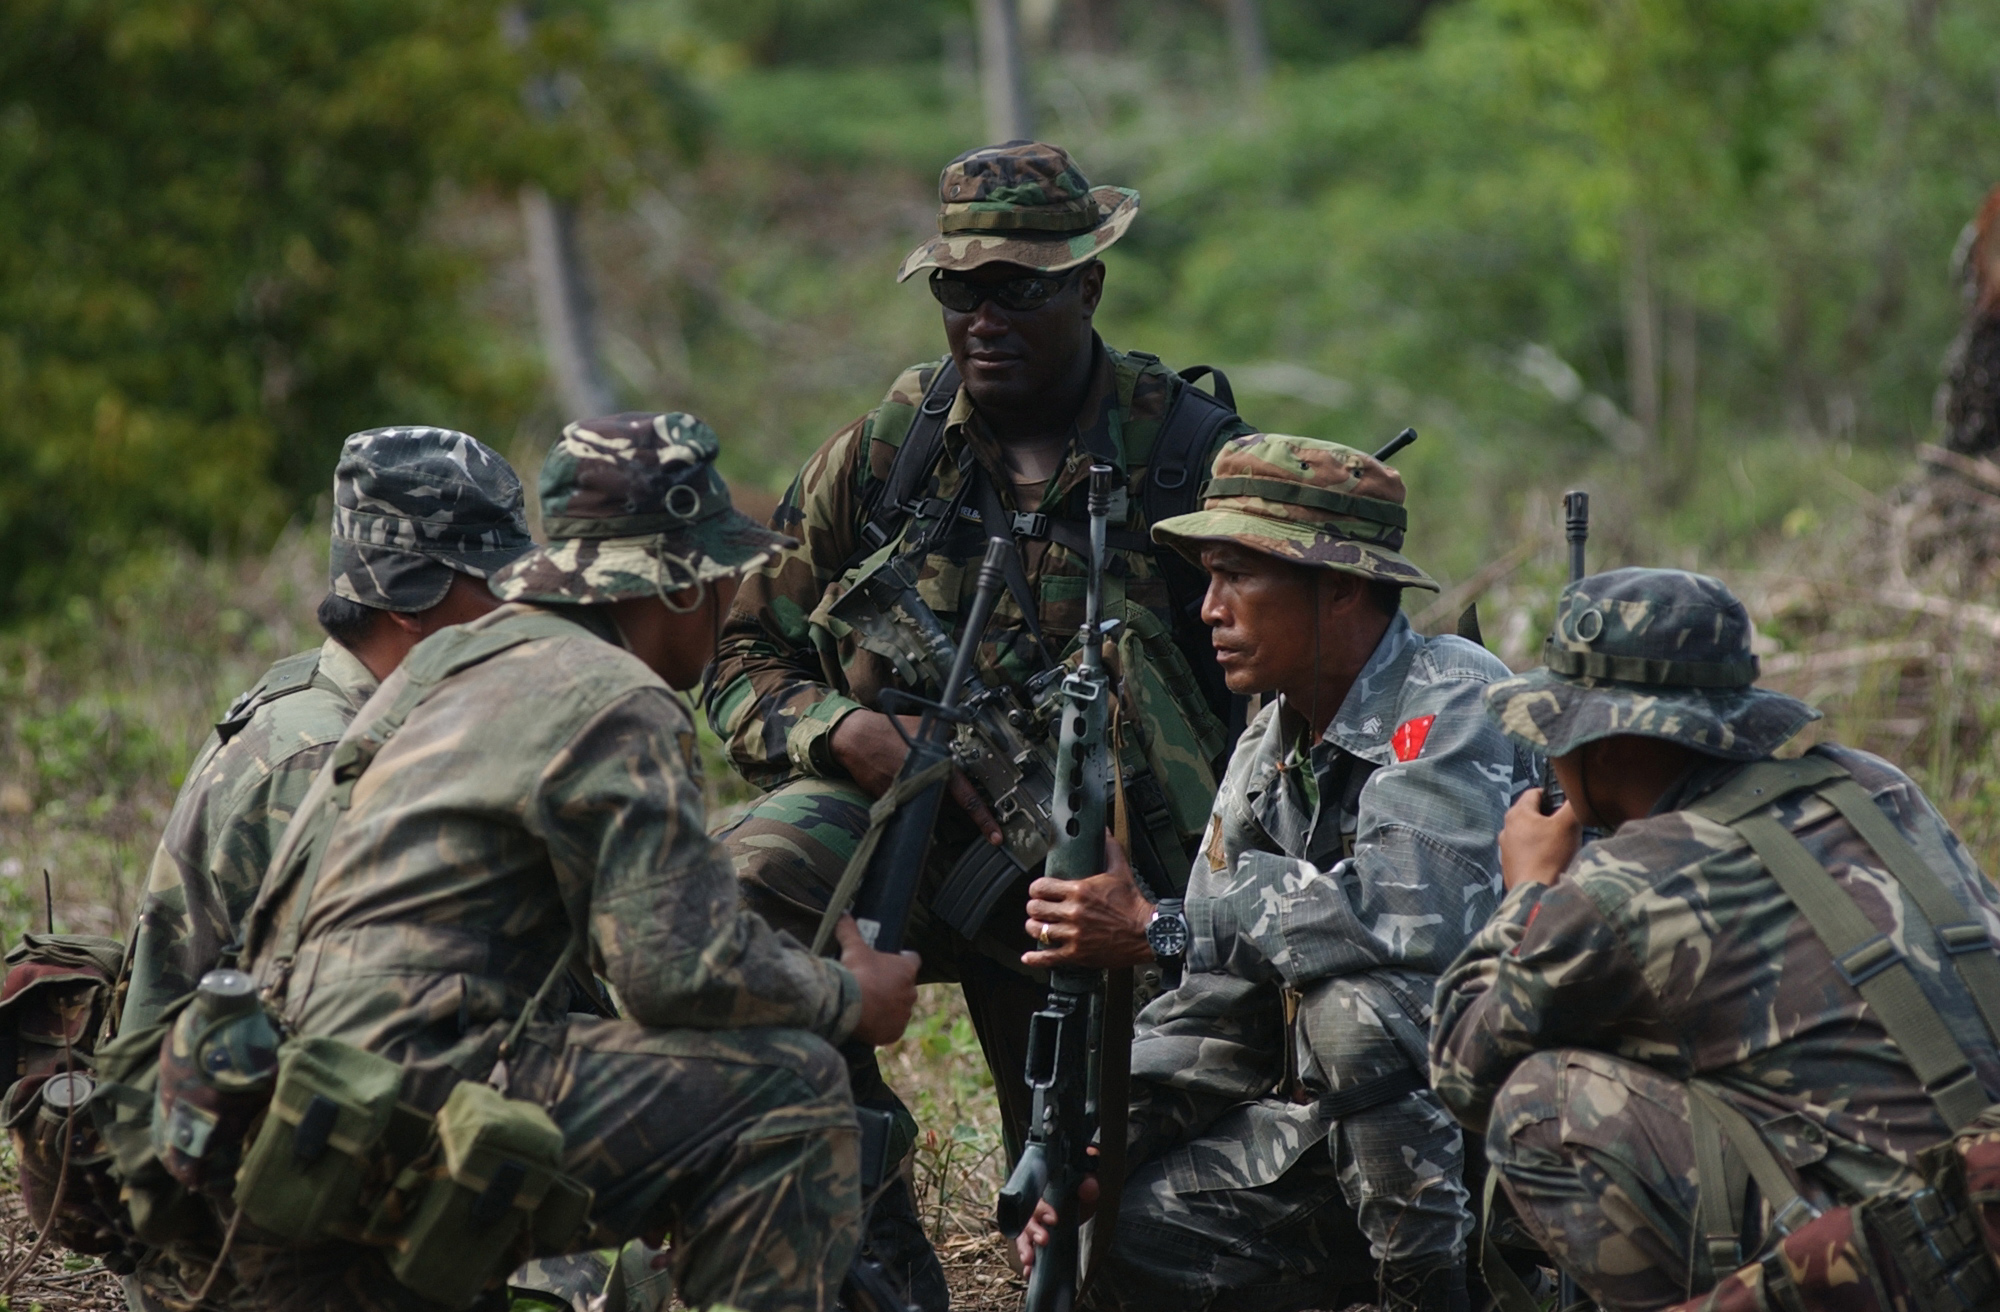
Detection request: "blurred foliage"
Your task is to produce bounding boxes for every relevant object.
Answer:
[0,0,688,615]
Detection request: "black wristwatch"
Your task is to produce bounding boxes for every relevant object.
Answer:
[1146,898,1189,987]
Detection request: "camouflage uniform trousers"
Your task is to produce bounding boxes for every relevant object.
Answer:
[1089,1085,1466,1312]
[717,776,1049,1155]
[1485,1049,1838,1312]
[228,1017,860,1312]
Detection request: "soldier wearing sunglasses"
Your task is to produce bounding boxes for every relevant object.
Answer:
[704,139,1257,1308]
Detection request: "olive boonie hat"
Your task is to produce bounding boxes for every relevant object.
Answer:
[1483,567,1819,760]
[896,140,1140,283]
[329,427,535,612]
[1151,433,1439,591]
[489,412,796,606]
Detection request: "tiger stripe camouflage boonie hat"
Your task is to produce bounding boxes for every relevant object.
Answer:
[329,427,535,612]
[1151,433,1440,591]
[895,140,1140,282]
[1483,567,1819,760]
[489,413,795,606]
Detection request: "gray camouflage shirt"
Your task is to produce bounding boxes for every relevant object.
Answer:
[1126,614,1531,1186]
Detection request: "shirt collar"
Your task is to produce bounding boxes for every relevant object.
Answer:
[1274,612,1421,768]
[318,637,380,711]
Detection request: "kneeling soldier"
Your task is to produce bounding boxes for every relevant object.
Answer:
[1433,568,2000,1312]
[1017,435,1531,1312]
[233,414,922,1312]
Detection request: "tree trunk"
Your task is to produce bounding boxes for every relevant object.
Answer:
[1622,210,1660,452]
[1222,0,1269,88]
[520,185,616,422]
[976,0,1033,143]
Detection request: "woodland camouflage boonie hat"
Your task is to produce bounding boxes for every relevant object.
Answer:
[1150,433,1439,591]
[895,140,1141,282]
[1483,567,1819,760]
[489,412,795,606]
[329,427,534,611]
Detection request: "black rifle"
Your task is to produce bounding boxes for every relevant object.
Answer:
[846,536,1017,954]
[996,466,1120,1312]
[1540,495,1590,822]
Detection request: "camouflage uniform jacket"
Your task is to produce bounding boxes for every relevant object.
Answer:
[1431,744,2000,1200]
[706,341,1255,793]
[116,639,379,1036]
[241,604,860,1079]
[1125,614,1530,1185]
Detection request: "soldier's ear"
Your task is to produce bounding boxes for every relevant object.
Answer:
[1075,260,1105,318]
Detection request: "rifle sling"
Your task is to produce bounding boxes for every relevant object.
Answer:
[970,464,1057,668]
[810,754,956,956]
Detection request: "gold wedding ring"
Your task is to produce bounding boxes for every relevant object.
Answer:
[1038,925,1053,949]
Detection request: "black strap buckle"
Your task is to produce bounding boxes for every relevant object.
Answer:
[1011,511,1048,539]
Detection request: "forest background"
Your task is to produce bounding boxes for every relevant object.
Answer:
[2,0,1999,1301]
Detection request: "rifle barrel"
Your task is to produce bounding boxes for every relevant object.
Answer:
[1373,428,1417,463]
[1564,489,1590,582]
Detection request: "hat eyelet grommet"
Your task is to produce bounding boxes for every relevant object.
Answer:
[1573,608,1605,643]
[664,484,703,520]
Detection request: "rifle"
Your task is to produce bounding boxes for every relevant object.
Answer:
[839,534,1019,954]
[996,465,1120,1312]
[1540,494,1590,813]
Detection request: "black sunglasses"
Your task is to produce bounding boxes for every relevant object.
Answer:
[928,267,1078,314]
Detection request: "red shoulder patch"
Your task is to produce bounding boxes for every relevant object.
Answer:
[1391,714,1436,762]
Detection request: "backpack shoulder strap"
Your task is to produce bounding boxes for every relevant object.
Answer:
[215,648,325,744]
[1689,756,1995,1130]
[850,359,961,566]
[268,611,588,980]
[1140,365,1245,737]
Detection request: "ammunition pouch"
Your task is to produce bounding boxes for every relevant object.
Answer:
[232,1035,411,1242]
[377,1079,592,1309]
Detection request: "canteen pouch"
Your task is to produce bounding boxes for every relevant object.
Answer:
[90,1001,207,1246]
[233,1035,404,1242]
[385,1078,591,1308]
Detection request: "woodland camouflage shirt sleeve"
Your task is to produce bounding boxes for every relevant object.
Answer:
[707,397,888,788]
[541,682,864,1037]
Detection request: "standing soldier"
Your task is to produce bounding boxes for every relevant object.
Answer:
[1433,568,2000,1312]
[706,140,1256,1303]
[111,427,532,1310]
[232,414,920,1312]
[1013,435,1530,1312]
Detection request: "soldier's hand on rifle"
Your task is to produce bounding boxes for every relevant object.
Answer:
[830,709,1004,846]
[1012,1164,1100,1276]
[1021,835,1152,968]
[1500,787,1581,891]
[836,914,922,1046]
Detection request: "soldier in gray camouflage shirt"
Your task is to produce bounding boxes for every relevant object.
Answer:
[1432,568,2000,1312]
[1017,434,1531,1312]
[112,427,532,1311]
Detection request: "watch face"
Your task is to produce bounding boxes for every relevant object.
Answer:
[1147,912,1189,960]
